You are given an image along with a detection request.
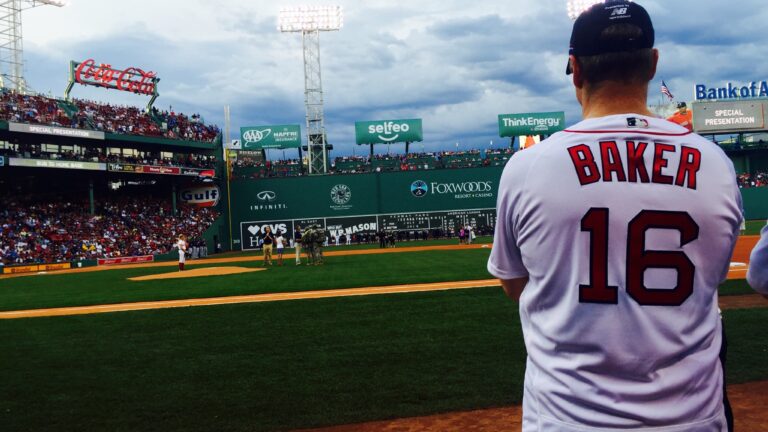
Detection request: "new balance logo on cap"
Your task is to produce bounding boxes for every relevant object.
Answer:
[611,7,629,16]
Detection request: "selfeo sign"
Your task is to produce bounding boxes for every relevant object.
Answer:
[355,119,423,145]
[695,80,768,101]
[499,112,566,137]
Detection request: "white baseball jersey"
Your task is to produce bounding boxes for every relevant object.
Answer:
[748,225,768,294]
[177,239,187,263]
[488,114,742,431]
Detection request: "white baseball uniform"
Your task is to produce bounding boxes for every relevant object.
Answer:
[748,225,768,294]
[488,114,743,431]
[176,239,186,264]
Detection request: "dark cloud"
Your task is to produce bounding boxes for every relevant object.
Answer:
[18,0,768,155]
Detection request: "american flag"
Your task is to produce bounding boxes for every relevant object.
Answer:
[661,80,674,100]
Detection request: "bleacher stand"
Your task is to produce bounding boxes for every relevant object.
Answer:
[0,89,219,143]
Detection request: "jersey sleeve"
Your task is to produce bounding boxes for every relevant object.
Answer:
[487,154,530,280]
[748,225,768,295]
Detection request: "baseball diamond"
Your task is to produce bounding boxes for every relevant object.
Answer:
[2,1,768,431]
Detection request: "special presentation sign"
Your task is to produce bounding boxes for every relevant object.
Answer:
[692,100,766,134]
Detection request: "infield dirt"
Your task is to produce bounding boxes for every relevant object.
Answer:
[295,381,768,432]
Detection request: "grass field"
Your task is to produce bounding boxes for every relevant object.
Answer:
[0,237,765,431]
[745,220,767,236]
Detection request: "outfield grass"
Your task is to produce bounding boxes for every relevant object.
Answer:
[1,288,765,432]
[0,246,757,312]
[745,220,766,236]
[0,249,494,311]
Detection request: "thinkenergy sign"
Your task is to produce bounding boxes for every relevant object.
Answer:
[498,112,566,137]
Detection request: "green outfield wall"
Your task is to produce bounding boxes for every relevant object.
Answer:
[230,167,503,250]
[228,165,768,250]
[742,187,768,221]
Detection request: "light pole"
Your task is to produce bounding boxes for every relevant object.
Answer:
[567,0,626,20]
[0,0,67,92]
[278,5,343,175]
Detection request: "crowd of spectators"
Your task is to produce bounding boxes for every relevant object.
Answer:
[0,90,220,142]
[738,171,768,188]
[0,197,219,266]
[231,148,515,179]
[0,91,70,126]
[0,145,217,170]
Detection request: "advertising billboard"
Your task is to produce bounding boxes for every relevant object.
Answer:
[692,100,767,134]
[241,125,302,149]
[9,158,106,171]
[499,112,566,137]
[355,119,423,145]
[9,122,105,140]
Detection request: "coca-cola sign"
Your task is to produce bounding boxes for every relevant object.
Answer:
[71,59,159,96]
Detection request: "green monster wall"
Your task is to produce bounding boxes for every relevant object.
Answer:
[228,166,768,250]
[229,167,503,250]
[742,187,768,221]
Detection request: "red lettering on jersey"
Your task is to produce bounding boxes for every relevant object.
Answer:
[626,141,650,183]
[652,143,675,185]
[675,146,701,190]
[568,144,600,185]
[600,141,627,182]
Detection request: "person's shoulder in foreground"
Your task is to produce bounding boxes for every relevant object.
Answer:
[748,225,768,294]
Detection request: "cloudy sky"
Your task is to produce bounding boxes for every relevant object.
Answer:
[18,0,768,155]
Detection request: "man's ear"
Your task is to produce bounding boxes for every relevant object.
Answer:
[648,49,659,81]
[570,55,584,89]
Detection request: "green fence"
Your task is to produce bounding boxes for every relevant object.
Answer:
[742,187,768,220]
[228,166,768,250]
[230,167,504,250]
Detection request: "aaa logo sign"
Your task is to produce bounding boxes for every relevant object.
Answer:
[241,124,301,149]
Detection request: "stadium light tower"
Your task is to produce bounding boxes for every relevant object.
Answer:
[567,0,632,20]
[278,5,343,175]
[0,0,67,92]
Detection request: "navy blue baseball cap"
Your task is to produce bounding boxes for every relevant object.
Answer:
[566,1,655,75]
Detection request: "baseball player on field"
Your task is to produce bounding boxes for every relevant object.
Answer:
[176,235,188,272]
[748,225,768,295]
[488,2,742,431]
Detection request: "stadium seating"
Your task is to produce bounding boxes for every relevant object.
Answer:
[438,150,483,169]
[0,196,218,265]
[738,171,768,188]
[0,89,220,142]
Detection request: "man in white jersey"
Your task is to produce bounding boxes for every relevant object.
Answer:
[487,2,742,431]
[176,235,187,272]
[748,226,768,295]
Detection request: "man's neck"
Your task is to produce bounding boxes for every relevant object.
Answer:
[581,82,654,119]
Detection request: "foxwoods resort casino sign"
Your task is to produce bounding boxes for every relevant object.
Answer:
[695,80,768,101]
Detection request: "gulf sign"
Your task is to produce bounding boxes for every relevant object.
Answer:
[180,185,221,208]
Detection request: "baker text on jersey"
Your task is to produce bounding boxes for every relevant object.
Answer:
[567,141,701,190]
